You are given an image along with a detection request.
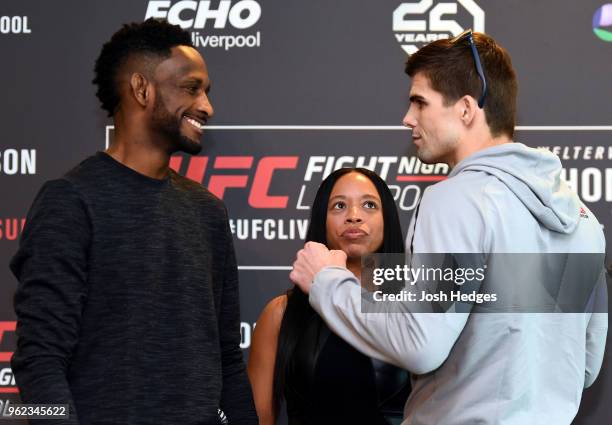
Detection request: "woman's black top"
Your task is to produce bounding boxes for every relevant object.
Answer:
[284,314,411,425]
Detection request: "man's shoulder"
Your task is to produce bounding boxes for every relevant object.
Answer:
[35,178,82,202]
[62,152,108,184]
[171,171,227,212]
[24,178,91,229]
[422,170,500,212]
[414,171,497,251]
[427,169,500,195]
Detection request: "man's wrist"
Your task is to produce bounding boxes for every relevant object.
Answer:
[312,265,350,287]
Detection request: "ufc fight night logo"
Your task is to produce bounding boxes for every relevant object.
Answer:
[393,0,485,54]
[145,0,262,49]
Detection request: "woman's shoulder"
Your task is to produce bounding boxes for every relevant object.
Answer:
[264,294,288,316]
[268,294,288,310]
[257,294,288,333]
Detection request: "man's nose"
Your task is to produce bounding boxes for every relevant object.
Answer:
[403,107,416,128]
[197,92,214,118]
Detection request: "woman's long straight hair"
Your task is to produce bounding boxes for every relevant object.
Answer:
[272,168,405,414]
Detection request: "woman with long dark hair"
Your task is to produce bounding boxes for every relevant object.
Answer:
[248,168,410,425]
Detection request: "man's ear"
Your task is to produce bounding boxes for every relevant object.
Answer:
[457,95,478,127]
[129,73,150,107]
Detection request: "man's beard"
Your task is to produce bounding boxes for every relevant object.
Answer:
[152,95,202,155]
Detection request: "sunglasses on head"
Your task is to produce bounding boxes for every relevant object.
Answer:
[450,29,487,108]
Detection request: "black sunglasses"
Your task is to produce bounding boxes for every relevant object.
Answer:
[450,29,487,108]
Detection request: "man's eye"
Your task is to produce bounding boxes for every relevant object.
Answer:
[411,99,425,109]
[185,86,198,94]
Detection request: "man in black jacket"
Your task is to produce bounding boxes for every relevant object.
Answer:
[11,18,257,425]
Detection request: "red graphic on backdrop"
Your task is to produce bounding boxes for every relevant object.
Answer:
[396,175,446,182]
[0,218,26,241]
[0,321,17,393]
[170,155,299,208]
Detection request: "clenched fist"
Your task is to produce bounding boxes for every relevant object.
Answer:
[289,241,347,293]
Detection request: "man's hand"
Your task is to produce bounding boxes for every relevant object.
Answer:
[289,242,347,294]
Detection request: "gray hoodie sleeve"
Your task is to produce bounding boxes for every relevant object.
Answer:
[584,270,608,388]
[309,267,469,374]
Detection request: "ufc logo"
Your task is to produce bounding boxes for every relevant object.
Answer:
[171,155,299,208]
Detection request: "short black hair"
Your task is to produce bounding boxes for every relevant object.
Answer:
[93,18,193,117]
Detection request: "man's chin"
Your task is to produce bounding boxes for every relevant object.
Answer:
[416,149,439,165]
[174,136,203,155]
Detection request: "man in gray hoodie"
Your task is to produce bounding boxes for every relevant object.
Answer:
[289,31,607,424]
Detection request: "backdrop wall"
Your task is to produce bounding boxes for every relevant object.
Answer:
[1,1,611,423]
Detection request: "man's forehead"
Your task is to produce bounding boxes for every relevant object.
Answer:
[172,45,205,64]
[409,72,433,95]
[155,45,208,79]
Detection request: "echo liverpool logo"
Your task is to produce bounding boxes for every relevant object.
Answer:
[392,0,485,54]
[145,0,262,50]
[593,4,612,42]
